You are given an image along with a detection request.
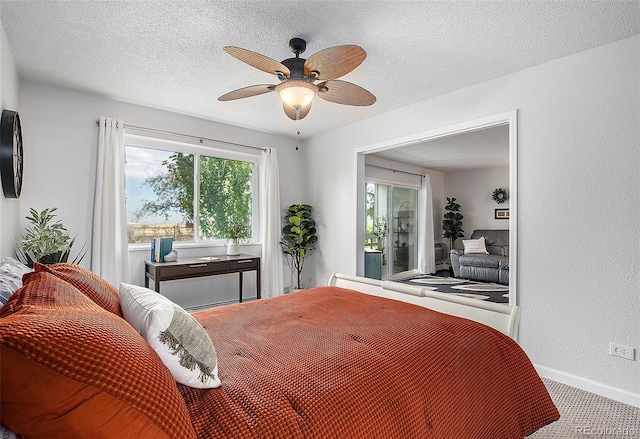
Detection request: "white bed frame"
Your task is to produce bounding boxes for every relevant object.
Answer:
[328,272,520,340]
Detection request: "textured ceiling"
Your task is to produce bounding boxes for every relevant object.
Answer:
[373,124,509,172]
[1,1,639,141]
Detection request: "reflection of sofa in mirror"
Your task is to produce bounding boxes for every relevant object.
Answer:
[450,230,509,284]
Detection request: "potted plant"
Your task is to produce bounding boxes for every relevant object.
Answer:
[442,197,464,262]
[16,207,86,267]
[225,217,250,256]
[372,215,388,265]
[280,204,318,291]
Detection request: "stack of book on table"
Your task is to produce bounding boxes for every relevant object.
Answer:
[150,237,173,262]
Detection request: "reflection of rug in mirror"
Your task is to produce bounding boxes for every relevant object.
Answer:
[449,293,491,301]
[452,284,509,292]
[397,274,509,304]
[409,277,466,285]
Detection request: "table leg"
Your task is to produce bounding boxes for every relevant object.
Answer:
[256,263,261,299]
[239,272,243,303]
[152,266,161,293]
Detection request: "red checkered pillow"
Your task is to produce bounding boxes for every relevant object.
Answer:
[0,271,196,438]
[34,262,122,316]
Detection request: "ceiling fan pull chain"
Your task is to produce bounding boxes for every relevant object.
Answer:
[295,127,301,151]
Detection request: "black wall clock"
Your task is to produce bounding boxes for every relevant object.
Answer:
[1,109,23,198]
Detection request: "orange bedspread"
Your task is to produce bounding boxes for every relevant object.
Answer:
[181,286,558,438]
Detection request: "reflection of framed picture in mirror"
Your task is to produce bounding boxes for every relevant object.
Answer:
[495,208,509,219]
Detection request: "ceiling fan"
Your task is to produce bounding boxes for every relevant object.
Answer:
[218,38,376,120]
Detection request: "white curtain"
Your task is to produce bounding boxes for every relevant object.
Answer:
[259,148,284,298]
[418,174,436,274]
[91,117,130,286]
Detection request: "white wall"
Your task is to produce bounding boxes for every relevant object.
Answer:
[305,35,640,403]
[444,166,509,246]
[18,80,303,305]
[0,22,21,257]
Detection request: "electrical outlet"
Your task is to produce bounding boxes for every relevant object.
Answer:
[609,343,635,361]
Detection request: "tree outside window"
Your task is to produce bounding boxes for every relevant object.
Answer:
[125,144,254,244]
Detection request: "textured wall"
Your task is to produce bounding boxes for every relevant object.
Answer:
[304,35,639,401]
[444,166,510,241]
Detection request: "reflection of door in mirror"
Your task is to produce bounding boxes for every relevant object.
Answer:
[393,195,417,274]
[365,182,418,277]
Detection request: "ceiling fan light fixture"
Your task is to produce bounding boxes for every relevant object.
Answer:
[219,38,375,119]
[276,81,318,109]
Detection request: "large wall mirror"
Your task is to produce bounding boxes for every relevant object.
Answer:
[355,111,518,306]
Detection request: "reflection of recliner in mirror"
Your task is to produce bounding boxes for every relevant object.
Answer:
[450,229,509,284]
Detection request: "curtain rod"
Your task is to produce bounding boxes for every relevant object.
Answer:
[366,163,425,178]
[95,119,266,152]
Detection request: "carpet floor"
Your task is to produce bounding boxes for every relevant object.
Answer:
[527,378,640,438]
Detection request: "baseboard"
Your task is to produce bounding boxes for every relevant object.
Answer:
[435,262,450,271]
[534,364,640,408]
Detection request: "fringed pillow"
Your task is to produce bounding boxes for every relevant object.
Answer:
[119,283,221,389]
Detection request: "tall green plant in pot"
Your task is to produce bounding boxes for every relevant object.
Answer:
[442,197,464,257]
[280,204,318,290]
[16,207,87,267]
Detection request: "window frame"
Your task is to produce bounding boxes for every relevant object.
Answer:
[124,133,261,249]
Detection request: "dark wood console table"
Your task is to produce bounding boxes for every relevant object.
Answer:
[144,254,261,303]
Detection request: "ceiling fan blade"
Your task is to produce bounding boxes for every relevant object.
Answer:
[224,46,291,76]
[218,84,275,101]
[283,102,312,120]
[304,45,366,80]
[317,80,376,106]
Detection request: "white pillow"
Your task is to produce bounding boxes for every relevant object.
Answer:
[462,237,489,254]
[119,283,221,389]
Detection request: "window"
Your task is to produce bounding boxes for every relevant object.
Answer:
[125,135,258,245]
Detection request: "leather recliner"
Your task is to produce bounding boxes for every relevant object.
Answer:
[450,229,509,284]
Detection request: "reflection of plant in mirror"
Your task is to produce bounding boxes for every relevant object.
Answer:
[442,197,464,252]
[371,215,388,253]
[17,207,86,267]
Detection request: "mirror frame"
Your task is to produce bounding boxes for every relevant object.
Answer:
[354,110,518,306]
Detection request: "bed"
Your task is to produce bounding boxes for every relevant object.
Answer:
[0,262,559,438]
[329,272,519,337]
